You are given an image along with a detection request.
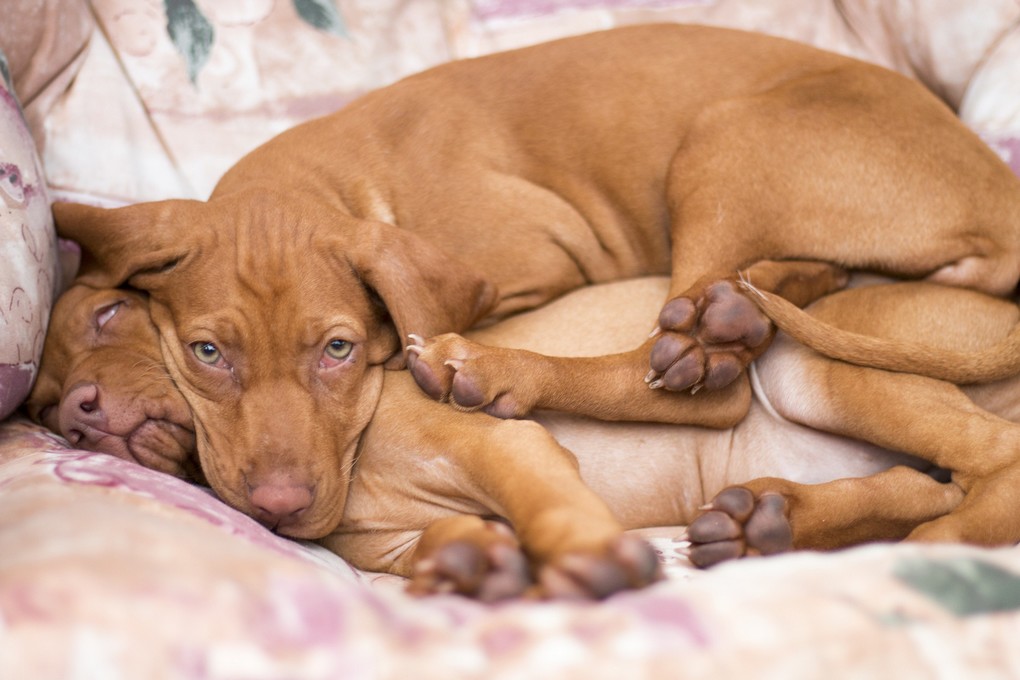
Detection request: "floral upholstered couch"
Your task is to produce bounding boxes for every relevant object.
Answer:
[2,1,1020,677]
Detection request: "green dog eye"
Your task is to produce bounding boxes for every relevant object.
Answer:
[193,342,221,365]
[324,339,352,360]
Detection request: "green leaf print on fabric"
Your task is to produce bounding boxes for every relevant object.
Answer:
[165,0,215,84]
[894,557,1020,617]
[293,0,347,37]
[0,48,11,92]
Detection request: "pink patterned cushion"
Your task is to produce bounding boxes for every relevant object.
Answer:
[0,75,59,419]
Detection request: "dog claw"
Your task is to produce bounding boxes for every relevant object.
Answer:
[406,335,427,358]
[736,279,767,300]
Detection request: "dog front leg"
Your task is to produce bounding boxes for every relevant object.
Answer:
[648,259,849,393]
[358,377,662,600]
[407,336,752,426]
[412,413,661,599]
[472,418,663,599]
[407,258,842,422]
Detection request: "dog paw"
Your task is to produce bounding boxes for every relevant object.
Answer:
[405,333,533,418]
[683,487,793,568]
[538,535,662,600]
[408,537,533,602]
[647,279,772,392]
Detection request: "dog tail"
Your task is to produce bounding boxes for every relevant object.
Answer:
[741,282,1020,384]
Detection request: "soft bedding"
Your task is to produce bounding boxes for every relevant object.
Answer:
[3,1,1020,677]
[4,418,1020,677]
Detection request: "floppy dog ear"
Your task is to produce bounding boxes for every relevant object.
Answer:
[52,201,199,290]
[344,221,498,369]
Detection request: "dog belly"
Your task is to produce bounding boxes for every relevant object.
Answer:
[538,399,924,532]
[534,412,710,529]
[724,403,928,490]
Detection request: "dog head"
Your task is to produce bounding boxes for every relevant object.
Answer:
[51,189,496,539]
[26,283,200,480]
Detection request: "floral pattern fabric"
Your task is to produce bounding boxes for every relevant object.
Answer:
[0,71,59,420]
[2,417,1020,678]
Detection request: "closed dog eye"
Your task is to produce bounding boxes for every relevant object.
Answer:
[94,301,123,331]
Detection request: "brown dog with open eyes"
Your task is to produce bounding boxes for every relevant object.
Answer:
[32,273,1020,599]
[48,25,1020,591]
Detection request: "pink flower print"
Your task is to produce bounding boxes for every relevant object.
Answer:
[0,162,26,207]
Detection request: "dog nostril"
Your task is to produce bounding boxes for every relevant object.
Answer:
[68,383,101,416]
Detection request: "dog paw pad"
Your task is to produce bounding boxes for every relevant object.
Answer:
[450,371,487,408]
[700,281,771,347]
[648,279,774,392]
[686,489,792,568]
[539,536,661,600]
[409,539,532,601]
[408,358,447,401]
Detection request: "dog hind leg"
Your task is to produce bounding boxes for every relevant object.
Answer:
[657,73,1020,393]
[684,466,964,568]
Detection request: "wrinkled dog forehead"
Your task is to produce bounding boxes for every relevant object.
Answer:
[53,187,496,368]
[155,248,381,349]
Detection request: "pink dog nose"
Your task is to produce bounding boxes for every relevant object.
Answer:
[59,382,105,446]
[249,481,314,528]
